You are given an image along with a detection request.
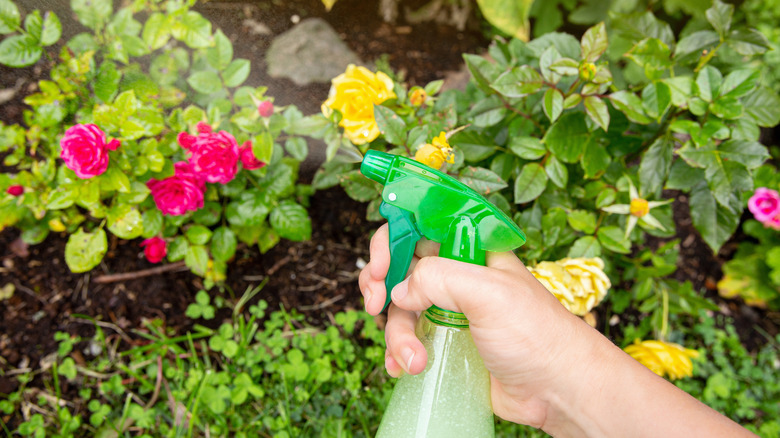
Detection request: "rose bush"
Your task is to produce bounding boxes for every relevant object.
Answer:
[0,0,322,285]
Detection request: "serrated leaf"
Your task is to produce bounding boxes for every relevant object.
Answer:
[187,70,222,95]
[107,206,143,239]
[71,0,112,30]
[567,210,596,234]
[741,88,780,127]
[582,138,610,178]
[718,140,769,169]
[584,96,609,132]
[39,11,62,46]
[543,112,588,163]
[65,228,107,273]
[185,225,212,245]
[609,90,651,124]
[0,0,21,34]
[727,29,770,56]
[171,11,212,49]
[476,0,533,41]
[270,201,311,241]
[222,59,250,88]
[545,155,568,189]
[458,166,507,195]
[674,30,719,61]
[142,13,170,50]
[639,137,673,195]
[211,227,237,262]
[185,245,209,276]
[463,53,501,94]
[689,183,740,252]
[543,88,563,123]
[597,226,631,254]
[695,66,722,102]
[581,22,607,62]
[641,81,671,119]
[285,137,308,161]
[0,34,42,67]
[508,136,546,160]
[207,29,233,70]
[342,170,382,202]
[450,130,497,162]
[373,104,406,146]
[568,236,601,258]
[490,66,544,98]
[663,77,693,107]
[705,0,733,37]
[95,61,121,103]
[514,163,548,204]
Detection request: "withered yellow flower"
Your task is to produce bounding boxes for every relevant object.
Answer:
[322,64,396,145]
[410,87,427,106]
[414,131,454,170]
[529,257,611,316]
[624,339,699,380]
[630,198,650,217]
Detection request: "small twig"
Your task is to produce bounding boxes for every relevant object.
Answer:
[267,255,292,276]
[145,356,163,409]
[299,294,345,311]
[93,261,188,284]
[70,316,134,345]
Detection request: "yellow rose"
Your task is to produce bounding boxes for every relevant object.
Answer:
[630,198,649,217]
[322,64,396,145]
[409,87,427,106]
[529,257,610,316]
[414,131,454,170]
[624,339,700,380]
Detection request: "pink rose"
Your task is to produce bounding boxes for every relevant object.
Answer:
[147,161,205,216]
[257,100,274,118]
[6,185,23,196]
[140,237,167,263]
[178,125,239,184]
[60,124,120,179]
[748,187,780,224]
[239,141,266,171]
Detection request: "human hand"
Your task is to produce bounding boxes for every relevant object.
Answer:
[357,223,609,429]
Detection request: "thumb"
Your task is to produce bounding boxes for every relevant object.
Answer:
[390,255,518,321]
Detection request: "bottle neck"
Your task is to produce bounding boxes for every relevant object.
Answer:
[424,306,469,328]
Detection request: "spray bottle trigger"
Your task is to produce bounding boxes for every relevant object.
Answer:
[379,202,422,312]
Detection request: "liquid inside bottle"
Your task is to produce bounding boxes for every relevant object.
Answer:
[376,307,494,438]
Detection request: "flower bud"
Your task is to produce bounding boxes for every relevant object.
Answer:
[6,185,23,196]
[410,88,427,106]
[630,198,649,217]
[579,61,597,82]
[258,100,274,118]
[140,237,167,264]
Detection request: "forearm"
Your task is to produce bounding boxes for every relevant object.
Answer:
[541,323,754,438]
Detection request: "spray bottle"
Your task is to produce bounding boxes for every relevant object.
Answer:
[360,150,526,437]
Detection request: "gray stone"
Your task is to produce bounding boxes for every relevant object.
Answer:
[266,18,362,86]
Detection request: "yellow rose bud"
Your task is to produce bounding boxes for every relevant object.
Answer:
[410,88,427,106]
[529,257,611,316]
[624,339,699,380]
[48,218,66,232]
[630,198,650,217]
[415,144,449,169]
[579,61,597,82]
[321,64,396,145]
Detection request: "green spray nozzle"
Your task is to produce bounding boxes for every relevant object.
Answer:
[361,150,526,312]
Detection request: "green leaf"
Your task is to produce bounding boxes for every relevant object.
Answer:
[65,228,107,273]
[47,188,77,210]
[726,29,770,56]
[663,77,693,107]
[171,11,212,49]
[222,59,250,88]
[342,170,381,202]
[258,226,280,253]
[285,137,308,161]
[584,96,609,132]
[609,91,651,124]
[0,0,21,34]
[185,225,212,245]
[95,61,121,103]
[71,0,112,30]
[567,210,596,234]
[625,38,672,79]
[639,137,673,195]
[508,136,546,160]
[674,30,719,61]
[374,104,407,146]
[225,190,270,227]
[184,245,209,276]
[741,88,780,127]
[718,140,769,169]
[107,206,143,239]
[270,201,311,242]
[252,131,274,163]
[689,183,740,252]
[458,166,508,195]
[705,0,733,37]
[476,0,533,40]
[543,112,588,163]
[582,138,610,178]
[720,69,759,99]
[450,130,497,162]
[187,70,222,95]
[207,29,233,70]
[99,166,131,193]
[39,11,62,46]
[545,156,568,189]
[641,81,671,120]
[597,226,631,254]
[514,163,548,204]
[142,13,170,50]
[490,66,544,98]
[211,227,237,262]
[568,236,601,258]
[543,88,563,123]
[695,66,722,102]
[167,237,188,262]
[463,53,501,94]
[580,22,607,62]
[0,34,42,67]
[141,209,163,238]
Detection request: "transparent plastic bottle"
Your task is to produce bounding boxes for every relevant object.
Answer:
[375,306,494,438]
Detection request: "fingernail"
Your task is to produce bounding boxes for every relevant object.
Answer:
[364,287,373,311]
[391,280,408,302]
[402,347,415,372]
